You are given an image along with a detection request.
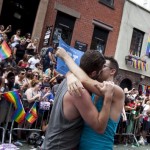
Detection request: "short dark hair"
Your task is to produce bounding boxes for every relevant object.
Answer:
[18,68,26,74]
[80,50,105,75]
[105,56,119,77]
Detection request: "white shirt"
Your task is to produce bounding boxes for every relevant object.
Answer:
[28,57,40,70]
[142,104,150,121]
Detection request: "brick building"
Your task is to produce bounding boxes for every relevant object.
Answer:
[40,0,125,56]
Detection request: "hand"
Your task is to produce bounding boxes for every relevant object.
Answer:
[95,81,114,99]
[67,73,84,97]
[139,114,143,117]
[35,93,41,100]
[55,47,69,59]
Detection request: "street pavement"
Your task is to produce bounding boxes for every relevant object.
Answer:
[15,143,150,150]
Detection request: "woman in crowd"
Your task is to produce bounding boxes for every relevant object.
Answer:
[11,29,21,48]
[26,38,38,56]
[18,54,29,68]
[25,79,42,109]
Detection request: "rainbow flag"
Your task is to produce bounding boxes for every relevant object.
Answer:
[12,108,26,123]
[146,36,150,56]
[3,91,26,123]
[26,102,38,124]
[0,41,11,60]
[3,91,22,109]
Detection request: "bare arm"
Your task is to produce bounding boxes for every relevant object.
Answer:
[27,43,33,49]
[26,90,41,103]
[56,47,103,96]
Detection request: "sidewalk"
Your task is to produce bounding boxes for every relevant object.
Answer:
[17,144,150,150]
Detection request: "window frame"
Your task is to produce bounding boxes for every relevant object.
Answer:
[98,0,114,9]
[130,28,144,57]
[90,26,109,54]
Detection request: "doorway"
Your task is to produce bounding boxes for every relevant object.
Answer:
[120,78,132,90]
[0,0,40,37]
[52,11,76,45]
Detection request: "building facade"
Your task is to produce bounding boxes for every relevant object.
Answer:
[115,0,150,90]
[40,0,125,56]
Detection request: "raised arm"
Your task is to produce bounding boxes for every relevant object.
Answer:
[56,47,103,96]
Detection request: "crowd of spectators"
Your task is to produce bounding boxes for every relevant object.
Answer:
[117,87,150,146]
[0,24,65,147]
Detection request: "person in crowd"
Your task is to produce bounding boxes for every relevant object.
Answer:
[42,46,56,72]
[18,54,29,68]
[11,29,21,48]
[1,55,16,69]
[0,33,10,45]
[25,79,42,107]
[13,38,26,64]
[26,38,39,56]
[45,63,59,79]
[0,25,11,40]
[25,33,32,46]
[28,52,40,70]
[0,77,5,102]
[25,67,33,81]
[0,72,15,125]
[42,74,50,85]
[138,97,150,145]
[33,63,43,77]
[15,68,30,92]
[31,71,40,81]
[40,83,54,104]
[51,75,65,97]
[42,48,124,150]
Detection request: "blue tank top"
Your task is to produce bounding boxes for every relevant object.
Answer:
[79,95,119,150]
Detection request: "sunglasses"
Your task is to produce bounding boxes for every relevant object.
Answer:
[44,87,50,90]
[21,72,25,75]
[34,75,38,77]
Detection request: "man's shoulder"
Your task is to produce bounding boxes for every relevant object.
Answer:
[65,88,90,102]
[114,85,124,100]
[114,84,124,94]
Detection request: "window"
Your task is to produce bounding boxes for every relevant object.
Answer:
[99,0,114,8]
[130,28,144,57]
[90,26,109,54]
[53,11,76,45]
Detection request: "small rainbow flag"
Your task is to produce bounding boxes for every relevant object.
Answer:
[3,91,26,123]
[26,102,38,124]
[0,41,11,60]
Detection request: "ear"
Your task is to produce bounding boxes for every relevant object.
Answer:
[89,71,97,78]
[110,69,116,76]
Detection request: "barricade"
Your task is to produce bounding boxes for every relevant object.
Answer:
[0,127,5,143]
[0,102,13,144]
[115,112,139,146]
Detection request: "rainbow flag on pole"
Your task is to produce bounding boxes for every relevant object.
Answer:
[26,102,38,124]
[12,108,26,123]
[3,91,26,123]
[0,41,11,60]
